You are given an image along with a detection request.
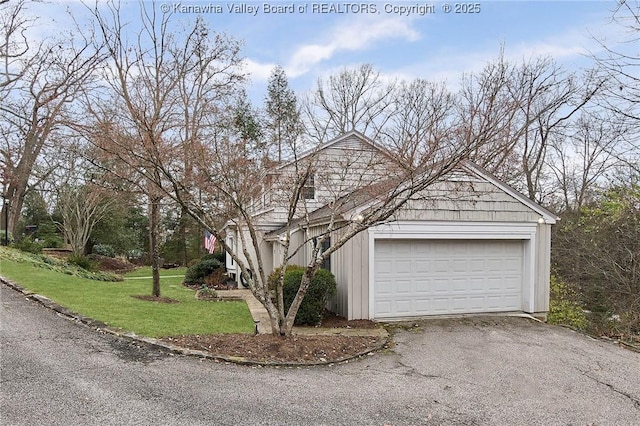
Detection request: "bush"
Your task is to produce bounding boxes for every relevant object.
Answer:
[42,234,63,248]
[0,230,14,245]
[13,237,44,254]
[68,254,98,272]
[204,267,227,288]
[93,244,116,257]
[199,251,226,264]
[548,275,588,330]
[211,250,226,264]
[184,257,223,287]
[272,265,337,326]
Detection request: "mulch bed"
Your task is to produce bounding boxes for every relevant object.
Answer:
[161,333,383,364]
[89,254,137,274]
[320,311,378,329]
[160,312,384,364]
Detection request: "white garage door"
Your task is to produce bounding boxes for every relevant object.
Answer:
[374,239,524,319]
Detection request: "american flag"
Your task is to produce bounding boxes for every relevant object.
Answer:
[204,231,216,254]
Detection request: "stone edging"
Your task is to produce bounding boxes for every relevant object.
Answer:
[0,277,390,367]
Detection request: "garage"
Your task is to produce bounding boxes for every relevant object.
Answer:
[374,239,524,319]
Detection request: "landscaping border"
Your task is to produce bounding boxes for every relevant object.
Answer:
[0,276,390,366]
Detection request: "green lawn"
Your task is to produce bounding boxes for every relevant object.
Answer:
[122,266,188,278]
[0,250,254,337]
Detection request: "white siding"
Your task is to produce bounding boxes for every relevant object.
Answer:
[333,229,369,320]
[535,223,552,313]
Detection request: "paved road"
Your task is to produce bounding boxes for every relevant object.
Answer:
[2,283,639,425]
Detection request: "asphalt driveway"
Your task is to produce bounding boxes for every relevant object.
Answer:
[1,282,639,425]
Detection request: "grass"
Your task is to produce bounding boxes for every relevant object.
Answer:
[0,248,254,337]
[122,266,188,278]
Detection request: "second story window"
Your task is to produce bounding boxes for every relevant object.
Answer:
[301,172,315,200]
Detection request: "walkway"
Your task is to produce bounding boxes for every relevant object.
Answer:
[218,289,388,338]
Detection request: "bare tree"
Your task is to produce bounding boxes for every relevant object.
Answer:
[303,64,396,143]
[461,53,600,202]
[56,184,114,256]
[594,0,640,123]
[0,0,31,94]
[379,79,457,168]
[548,110,625,212]
[86,1,244,296]
[592,0,640,173]
[0,1,103,237]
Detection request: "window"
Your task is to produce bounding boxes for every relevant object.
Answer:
[301,173,315,200]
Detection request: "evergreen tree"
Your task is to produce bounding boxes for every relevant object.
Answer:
[264,65,301,162]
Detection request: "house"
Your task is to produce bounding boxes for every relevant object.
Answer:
[225,131,557,321]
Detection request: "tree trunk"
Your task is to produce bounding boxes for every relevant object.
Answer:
[180,206,188,266]
[149,195,161,297]
[4,179,27,237]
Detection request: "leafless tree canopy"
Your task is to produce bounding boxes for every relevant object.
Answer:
[0,0,103,236]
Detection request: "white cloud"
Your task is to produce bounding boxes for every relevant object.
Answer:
[285,16,420,78]
[243,58,275,83]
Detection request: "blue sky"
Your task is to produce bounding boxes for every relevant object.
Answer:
[26,1,628,102]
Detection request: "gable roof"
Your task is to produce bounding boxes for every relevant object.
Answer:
[462,162,559,224]
[273,130,394,171]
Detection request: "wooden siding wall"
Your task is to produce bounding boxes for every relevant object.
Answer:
[535,223,552,312]
[266,135,392,215]
[394,178,540,222]
[333,228,369,319]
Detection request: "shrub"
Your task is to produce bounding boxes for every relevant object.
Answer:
[93,244,116,257]
[184,257,223,287]
[42,234,63,248]
[276,265,337,326]
[14,237,45,254]
[211,250,226,264]
[548,275,588,330]
[0,230,14,245]
[199,251,226,264]
[267,265,303,292]
[204,268,227,288]
[68,254,98,272]
[195,285,218,300]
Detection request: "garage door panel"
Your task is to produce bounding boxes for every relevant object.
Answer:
[396,280,412,294]
[374,239,524,318]
[469,259,486,272]
[414,281,430,294]
[377,259,393,275]
[452,259,468,273]
[376,280,392,296]
[395,299,413,314]
[414,298,430,312]
[375,301,392,317]
[468,296,486,310]
[432,259,449,273]
[469,277,485,292]
[432,298,450,313]
[504,294,520,305]
[432,278,449,293]
[452,278,468,292]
